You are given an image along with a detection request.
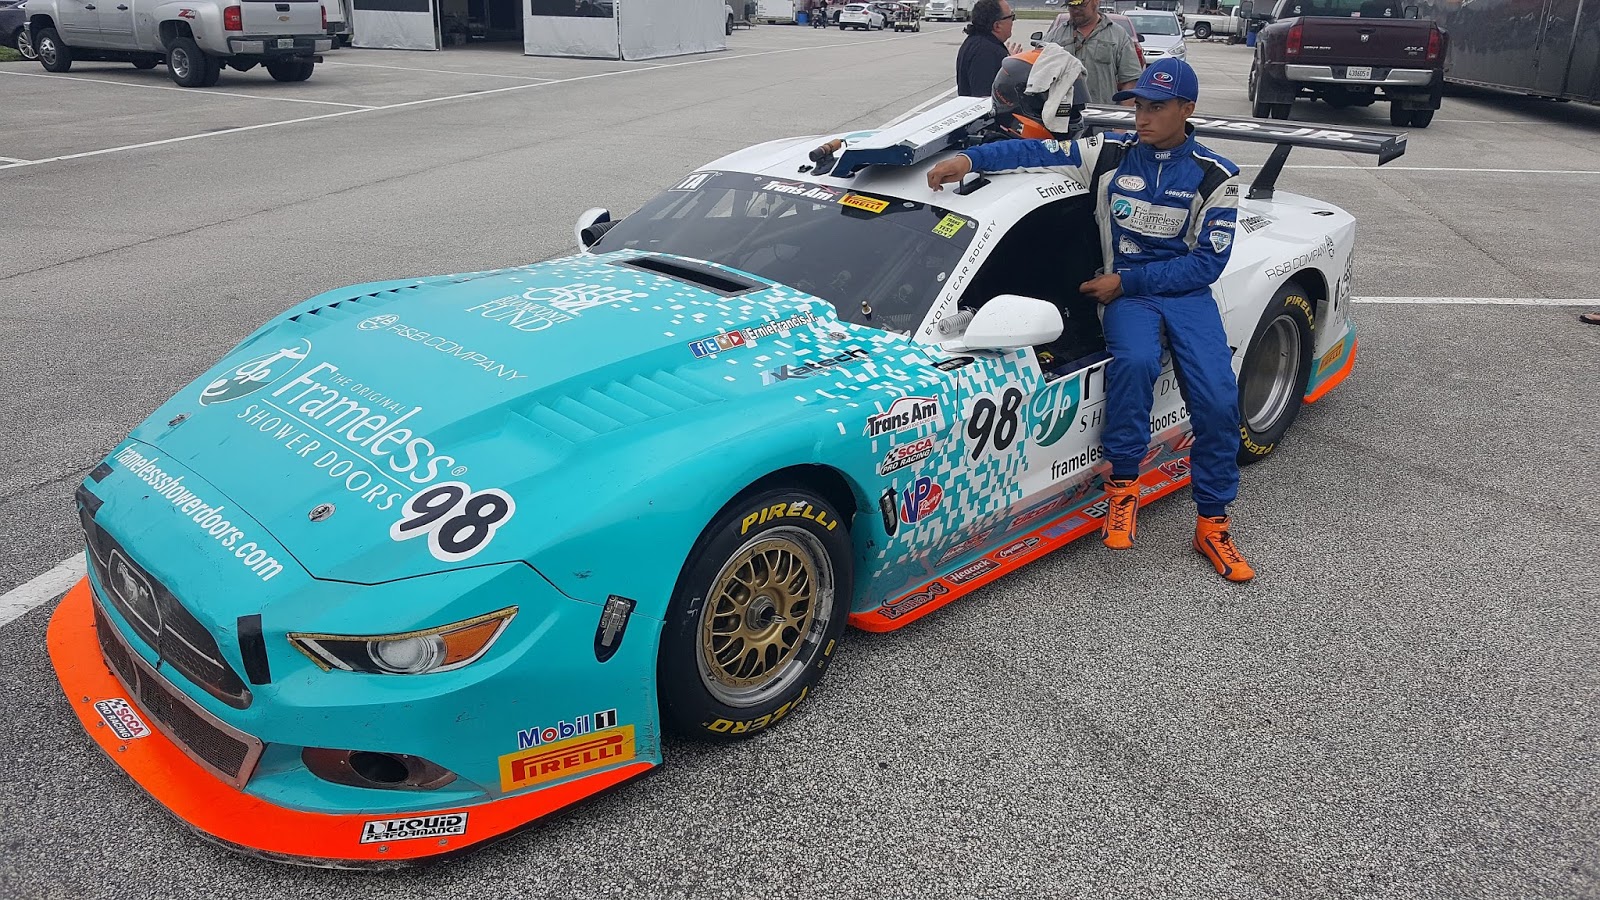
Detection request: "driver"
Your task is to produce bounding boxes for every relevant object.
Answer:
[926,58,1255,583]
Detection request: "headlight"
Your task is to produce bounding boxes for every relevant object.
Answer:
[290,607,517,675]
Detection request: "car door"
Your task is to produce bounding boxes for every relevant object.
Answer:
[97,0,133,45]
[55,0,102,45]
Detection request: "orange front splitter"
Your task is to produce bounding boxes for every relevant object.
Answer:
[47,579,653,867]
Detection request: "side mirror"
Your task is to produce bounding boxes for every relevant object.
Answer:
[574,208,613,249]
[1403,4,1418,15]
[1137,33,1147,41]
[1030,29,1044,40]
[942,295,1063,352]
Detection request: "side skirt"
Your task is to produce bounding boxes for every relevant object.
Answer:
[850,462,1193,632]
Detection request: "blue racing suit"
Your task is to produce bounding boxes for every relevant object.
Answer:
[961,129,1244,517]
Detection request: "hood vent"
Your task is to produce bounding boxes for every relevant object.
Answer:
[614,256,758,297]
[515,369,723,445]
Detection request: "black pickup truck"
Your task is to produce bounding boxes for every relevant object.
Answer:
[1249,0,1448,127]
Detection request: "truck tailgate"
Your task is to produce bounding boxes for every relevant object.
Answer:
[1295,17,1433,67]
[239,0,324,36]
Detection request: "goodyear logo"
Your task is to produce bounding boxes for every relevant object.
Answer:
[840,193,890,214]
[499,725,636,793]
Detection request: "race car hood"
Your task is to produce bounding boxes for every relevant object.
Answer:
[128,251,848,584]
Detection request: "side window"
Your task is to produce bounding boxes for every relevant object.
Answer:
[958,197,1108,371]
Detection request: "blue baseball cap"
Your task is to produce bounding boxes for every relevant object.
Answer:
[1112,57,1200,103]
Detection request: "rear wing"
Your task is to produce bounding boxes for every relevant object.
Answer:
[1080,104,1407,200]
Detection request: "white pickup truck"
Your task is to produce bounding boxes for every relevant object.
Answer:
[26,0,331,87]
[1186,5,1249,40]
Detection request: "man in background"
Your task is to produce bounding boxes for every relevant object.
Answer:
[1042,0,1142,104]
[956,0,1015,97]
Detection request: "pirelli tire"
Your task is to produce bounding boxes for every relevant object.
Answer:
[1236,281,1315,465]
[658,486,851,742]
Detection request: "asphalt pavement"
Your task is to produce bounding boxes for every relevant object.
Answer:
[1,27,1598,900]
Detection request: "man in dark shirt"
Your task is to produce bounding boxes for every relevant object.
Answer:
[956,0,1015,97]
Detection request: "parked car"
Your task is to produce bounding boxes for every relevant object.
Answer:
[1249,0,1446,126]
[923,0,970,21]
[1187,4,1251,39]
[1123,10,1185,61]
[838,1,886,28]
[25,0,333,86]
[1,0,36,60]
[51,96,1397,865]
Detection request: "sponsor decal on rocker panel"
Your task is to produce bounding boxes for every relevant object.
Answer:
[219,344,469,512]
[359,813,469,845]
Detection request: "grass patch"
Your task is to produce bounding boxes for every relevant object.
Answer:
[1016,8,1062,18]
[0,46,24,63]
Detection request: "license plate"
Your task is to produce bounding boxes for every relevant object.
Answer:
[276,38,295,48]
[1347,66,1373,79]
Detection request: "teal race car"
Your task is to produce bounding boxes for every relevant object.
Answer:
[50,98,1396,865]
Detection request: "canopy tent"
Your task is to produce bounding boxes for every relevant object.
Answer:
[526,0,726,59]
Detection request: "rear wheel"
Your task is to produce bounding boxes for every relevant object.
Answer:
[167,37,212,86]
[1237,282,1315,465]
[35,27,70,72]
[266,57,315,82]
[1408,108,1434,128]
[1388,103,1412,127]
[658,487,851,741]
[1194,21,1211,38]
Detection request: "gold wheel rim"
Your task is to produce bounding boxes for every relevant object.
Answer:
[697,528,828,706]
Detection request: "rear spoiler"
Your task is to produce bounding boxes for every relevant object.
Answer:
[1080,104,1407,200]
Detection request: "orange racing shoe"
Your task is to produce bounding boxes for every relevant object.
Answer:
[1101,479,1140,550]
[1194,516,1255,582]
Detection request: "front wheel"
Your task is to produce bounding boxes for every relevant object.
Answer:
[1237,282,1315,464]
[658,487,852,741]
[34,26,70,72]
[1194,21,1211,38]
[132,54,159,69]
[13,26,38,60]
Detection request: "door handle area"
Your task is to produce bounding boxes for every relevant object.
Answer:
[117,5,128,9]
[83,4,95,8]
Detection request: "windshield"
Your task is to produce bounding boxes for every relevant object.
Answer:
[592,172,979,335]
[1127,13,1180,33]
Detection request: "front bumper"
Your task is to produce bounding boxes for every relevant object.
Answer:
[50,580,654,866]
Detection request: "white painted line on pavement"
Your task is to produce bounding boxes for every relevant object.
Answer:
[1355,296,1597,306]
[880,85,957,128]
[0,156,30,163]
[0,555,85,629]
[0,69,377,109]
[0,29,943,172]
[319,60,557,82]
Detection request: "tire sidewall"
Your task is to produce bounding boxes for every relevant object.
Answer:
[658,487,852,741]
[169,38,203,85]
[1237,283,1314,464]
[37,28,68,71]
